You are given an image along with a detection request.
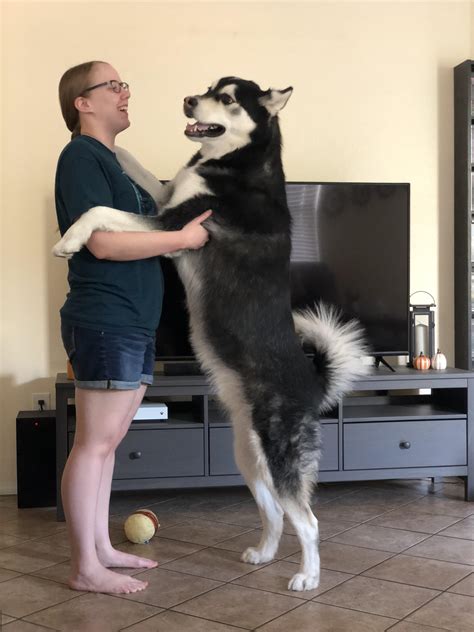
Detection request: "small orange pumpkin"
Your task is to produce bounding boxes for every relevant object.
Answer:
[413,352,431,370]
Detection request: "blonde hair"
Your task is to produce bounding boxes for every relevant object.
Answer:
[58,61,106,139]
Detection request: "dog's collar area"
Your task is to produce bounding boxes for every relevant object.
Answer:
[185,122,226,138]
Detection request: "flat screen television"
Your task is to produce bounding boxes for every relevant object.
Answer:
[155,182,410,364]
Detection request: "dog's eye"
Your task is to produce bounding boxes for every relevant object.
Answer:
[220,93,235,105]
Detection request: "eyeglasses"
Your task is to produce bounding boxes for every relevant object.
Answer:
[81,80,130,95]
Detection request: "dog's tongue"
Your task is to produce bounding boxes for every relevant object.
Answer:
[186,122,211,133]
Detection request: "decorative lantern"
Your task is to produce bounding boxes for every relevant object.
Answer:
[409,291,436,368]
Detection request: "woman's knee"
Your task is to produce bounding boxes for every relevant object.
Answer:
[72,430,123,458]
[72,387,143,456]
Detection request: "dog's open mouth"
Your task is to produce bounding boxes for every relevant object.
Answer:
[185,122,225,138]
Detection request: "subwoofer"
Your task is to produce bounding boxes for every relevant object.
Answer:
[16,410,56,508]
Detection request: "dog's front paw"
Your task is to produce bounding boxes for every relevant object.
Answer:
[52,236,83,258]
[287,572,319,592]
[241,547,274,565]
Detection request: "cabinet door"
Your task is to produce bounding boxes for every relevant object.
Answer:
[343,419,466,470]
[114,428,205,478]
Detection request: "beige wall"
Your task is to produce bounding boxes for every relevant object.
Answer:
[472,0,474,53]
[0,1,471,493]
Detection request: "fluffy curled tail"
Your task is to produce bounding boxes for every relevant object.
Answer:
[293,303,370,413]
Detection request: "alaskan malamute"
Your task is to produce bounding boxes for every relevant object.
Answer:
[53,77,369,591]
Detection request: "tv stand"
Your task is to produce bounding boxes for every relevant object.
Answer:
[374,355,396,372]
[55,367,474,520]
[161,361,203,376]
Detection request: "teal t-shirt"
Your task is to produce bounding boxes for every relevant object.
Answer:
[55,135,163,335]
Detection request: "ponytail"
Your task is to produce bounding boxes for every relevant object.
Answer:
[58,61,105,138]
[71,121,81,140]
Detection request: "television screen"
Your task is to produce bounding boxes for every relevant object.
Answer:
[155,182,410,360]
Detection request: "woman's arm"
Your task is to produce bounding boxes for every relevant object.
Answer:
[87,210,212,260]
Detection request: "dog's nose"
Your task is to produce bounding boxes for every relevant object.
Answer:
[184,96,198,108]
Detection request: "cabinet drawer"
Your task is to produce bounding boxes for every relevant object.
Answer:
[344,419,466,470]
[209,422,338,476]
[209,427,239,475]
[114,428,204,479]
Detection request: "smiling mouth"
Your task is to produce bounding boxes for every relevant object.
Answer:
[185,122,225,138]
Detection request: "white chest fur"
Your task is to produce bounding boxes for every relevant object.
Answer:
[175,253,202,303]
[164,166,211,209]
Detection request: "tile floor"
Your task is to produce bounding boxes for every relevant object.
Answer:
[0,478,473,631]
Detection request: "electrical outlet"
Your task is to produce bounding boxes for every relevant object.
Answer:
[32,392,51,411]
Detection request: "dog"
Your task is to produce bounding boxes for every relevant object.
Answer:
[53,77,369,591]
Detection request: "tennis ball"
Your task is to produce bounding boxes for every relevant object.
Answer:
[124,509,160,544]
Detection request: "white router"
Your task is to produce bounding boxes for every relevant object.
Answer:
[133,402,168,421]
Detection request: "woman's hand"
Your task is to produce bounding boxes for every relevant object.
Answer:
[180,210,212,250]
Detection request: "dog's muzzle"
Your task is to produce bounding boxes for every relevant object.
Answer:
[183,95,226,138]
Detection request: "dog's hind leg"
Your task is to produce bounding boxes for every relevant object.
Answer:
[241,479,284,564]
[233,431,284,564]
[279,496,320,591]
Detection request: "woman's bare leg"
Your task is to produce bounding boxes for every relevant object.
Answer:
[94,385,158,569]
[62,387,149,593]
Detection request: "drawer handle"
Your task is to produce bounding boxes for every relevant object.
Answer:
[129,451,142,460]
[399,441,411,450]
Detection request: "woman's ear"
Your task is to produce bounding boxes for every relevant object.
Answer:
[74,96,92,113]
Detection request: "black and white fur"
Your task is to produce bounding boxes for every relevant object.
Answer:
[53,77,369,591]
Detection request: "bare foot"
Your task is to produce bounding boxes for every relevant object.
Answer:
[69,566,148,594]
[98,547,158,569]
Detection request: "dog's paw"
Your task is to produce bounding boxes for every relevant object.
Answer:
[52,240,73,258]
[52,237,83,258]
[241,547,274,565]
[287,572,319,592]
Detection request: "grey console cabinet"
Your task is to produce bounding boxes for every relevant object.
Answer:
[55,367,474,519]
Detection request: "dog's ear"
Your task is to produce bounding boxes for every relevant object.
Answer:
[258,87,293,116]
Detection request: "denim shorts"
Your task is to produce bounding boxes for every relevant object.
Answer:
[61,322,155,390]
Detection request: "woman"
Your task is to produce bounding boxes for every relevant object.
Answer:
[56,60,211,594]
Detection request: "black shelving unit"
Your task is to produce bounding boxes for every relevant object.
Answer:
[454,60,474,369]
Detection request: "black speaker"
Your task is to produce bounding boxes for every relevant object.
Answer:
[16,410,56,508]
